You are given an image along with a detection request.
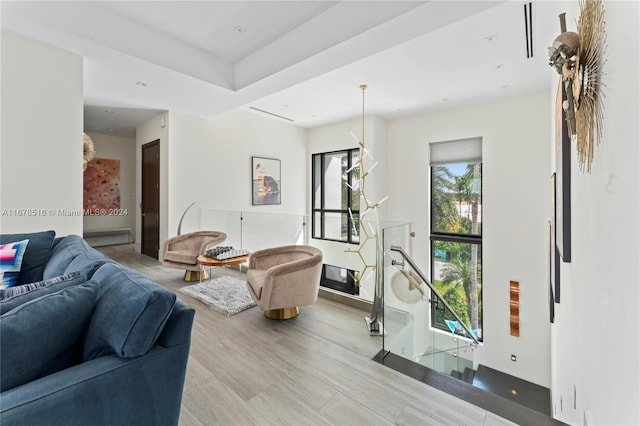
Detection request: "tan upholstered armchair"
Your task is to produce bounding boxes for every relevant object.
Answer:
[162,231,226,281]
[246,245,323,320]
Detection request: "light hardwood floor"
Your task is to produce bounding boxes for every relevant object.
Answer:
[98,244,517,426]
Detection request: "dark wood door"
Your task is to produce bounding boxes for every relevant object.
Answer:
[141,140,160,259]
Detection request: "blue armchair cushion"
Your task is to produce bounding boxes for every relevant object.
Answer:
[83,263,176,360]
[0,239,29,289]
[0,280,98,392]
[0,231,55,285]
[43,234,110,280]
[0,271,88,315]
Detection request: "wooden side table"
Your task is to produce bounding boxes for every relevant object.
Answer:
[196,253,250,282]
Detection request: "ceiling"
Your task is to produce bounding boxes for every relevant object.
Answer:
[1,1,567,138]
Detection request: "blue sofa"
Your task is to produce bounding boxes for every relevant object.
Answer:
[0,231,195,425]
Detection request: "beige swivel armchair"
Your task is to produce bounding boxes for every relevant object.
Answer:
[162,231,227,281]
[246,245,323,320]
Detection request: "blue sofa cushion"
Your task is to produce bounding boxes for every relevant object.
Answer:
[43,234,110,280]
[0,239,29,289]
[0,230,56,284]
[0,271,88,315]
[0,280,98,392]
[83,263,176,360]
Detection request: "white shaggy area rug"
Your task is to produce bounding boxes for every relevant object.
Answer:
[179,276,256,316]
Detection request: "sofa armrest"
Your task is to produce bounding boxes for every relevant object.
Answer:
[158,299,195,348]
[0,345,190,426]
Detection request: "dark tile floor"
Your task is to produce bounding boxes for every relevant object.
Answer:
[374,350,566,426]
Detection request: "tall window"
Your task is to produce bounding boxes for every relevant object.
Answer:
[430,138,483,341]
[312,149,360,243]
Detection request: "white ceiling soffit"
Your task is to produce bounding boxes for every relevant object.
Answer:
[1,1,432,91]
[84,105,165,139]
[248,0,561,127]
[0,1,567,132]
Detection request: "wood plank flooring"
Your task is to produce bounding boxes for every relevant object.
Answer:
[98,244,518,426]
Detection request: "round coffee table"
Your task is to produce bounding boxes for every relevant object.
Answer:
[196,253,250,282]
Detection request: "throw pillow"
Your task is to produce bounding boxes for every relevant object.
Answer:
[0,271,88,315]
[0,281,98,392]
[0,239,29,289]
[0,230,56,284]
[83,262,176,360]
[42,235,110,280]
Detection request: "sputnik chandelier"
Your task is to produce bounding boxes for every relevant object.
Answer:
[344,84,388,284]
[343,84,389,335]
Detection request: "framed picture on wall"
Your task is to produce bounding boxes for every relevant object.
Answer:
[555,81,572,262]
[251,156,281,206]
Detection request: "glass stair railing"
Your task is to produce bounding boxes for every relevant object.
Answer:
[380,223,478,383]
[176,206,309,251]
[378,224,555,422]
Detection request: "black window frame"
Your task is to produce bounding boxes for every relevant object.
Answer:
[311,148,360,244]
[430,163,483,341]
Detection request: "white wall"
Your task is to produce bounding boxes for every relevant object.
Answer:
[164,109,308,245]
[83,132,136,237]
[0,31,83,236]
[386,91,552,388]
[551,2,640,425]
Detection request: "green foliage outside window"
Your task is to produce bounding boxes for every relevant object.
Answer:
[431,162,482,339]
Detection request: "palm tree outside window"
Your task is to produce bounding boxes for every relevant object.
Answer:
[430,138,482,341]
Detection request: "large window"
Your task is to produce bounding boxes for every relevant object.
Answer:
[312,149,360,243]
[430,138,483,341]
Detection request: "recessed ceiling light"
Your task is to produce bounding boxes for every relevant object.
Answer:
[136,81,148,87]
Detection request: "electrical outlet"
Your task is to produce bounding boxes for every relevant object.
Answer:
[511,354,517,362]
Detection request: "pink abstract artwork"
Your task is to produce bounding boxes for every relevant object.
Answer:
[83,158,121,214]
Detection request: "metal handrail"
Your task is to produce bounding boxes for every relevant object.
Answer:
[389,245,480,345]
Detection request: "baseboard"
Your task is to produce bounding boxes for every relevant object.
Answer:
[318,287,373,312]
[84,228,132,247]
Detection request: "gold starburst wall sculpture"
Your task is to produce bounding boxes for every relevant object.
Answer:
[548,0,606,173]
[83,133,95,171]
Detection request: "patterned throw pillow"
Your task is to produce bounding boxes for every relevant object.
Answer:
[1,230,55,284]
[0,239,29,289]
